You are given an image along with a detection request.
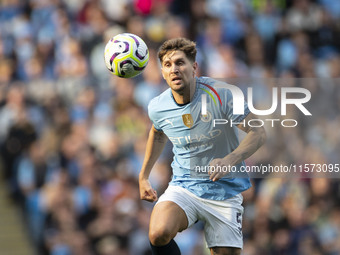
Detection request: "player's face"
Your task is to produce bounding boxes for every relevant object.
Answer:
[161,51,197,94]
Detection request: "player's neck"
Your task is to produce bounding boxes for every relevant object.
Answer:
[172,81,196,105]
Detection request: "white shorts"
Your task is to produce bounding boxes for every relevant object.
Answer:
[157,185,244,249]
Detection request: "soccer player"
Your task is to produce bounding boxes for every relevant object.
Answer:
[139,38,266,255]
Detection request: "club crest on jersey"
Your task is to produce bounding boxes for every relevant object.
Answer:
[200,110,212,122]
[182,114,194,128]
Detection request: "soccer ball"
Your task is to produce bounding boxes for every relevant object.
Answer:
[104,33,149,78]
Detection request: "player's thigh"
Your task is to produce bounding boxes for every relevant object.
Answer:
[203,194,244,249]
[149,201,189,237]
[210,247,241,255]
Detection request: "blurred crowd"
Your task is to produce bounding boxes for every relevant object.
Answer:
[0,0,340,254]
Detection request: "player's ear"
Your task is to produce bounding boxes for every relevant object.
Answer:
[193,62,198,76]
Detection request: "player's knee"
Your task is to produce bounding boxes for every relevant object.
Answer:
[149,227,173,246]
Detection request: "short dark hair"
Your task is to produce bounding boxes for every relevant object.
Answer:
[158,38,197,64]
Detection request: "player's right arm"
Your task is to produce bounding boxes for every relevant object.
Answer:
[139,125,168,202]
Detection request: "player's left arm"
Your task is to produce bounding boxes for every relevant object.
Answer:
[209,113,266,181]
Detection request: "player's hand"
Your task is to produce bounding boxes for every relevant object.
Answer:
[139,178,158,202]
[208,158,232,181]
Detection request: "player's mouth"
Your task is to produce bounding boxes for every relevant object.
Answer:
[171,77,182,84]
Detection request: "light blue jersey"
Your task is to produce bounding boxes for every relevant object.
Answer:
[148,77,251,200]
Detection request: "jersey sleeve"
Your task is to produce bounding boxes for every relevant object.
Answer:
[222,88,250,122]
[147,98,163,131]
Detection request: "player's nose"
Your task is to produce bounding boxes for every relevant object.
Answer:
[170,64,179,73]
